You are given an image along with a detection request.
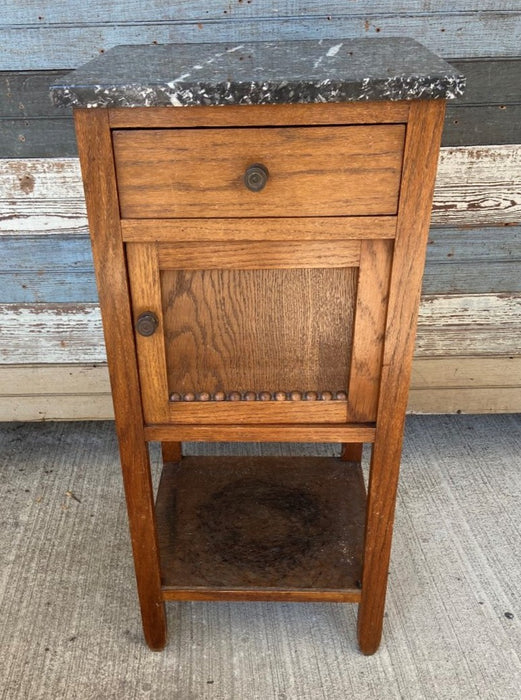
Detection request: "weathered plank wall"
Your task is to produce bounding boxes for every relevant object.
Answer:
[1,2,520,419]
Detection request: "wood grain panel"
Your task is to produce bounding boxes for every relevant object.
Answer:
[160,268,357,396]
[157,240,361,269]
[112,125,405,218]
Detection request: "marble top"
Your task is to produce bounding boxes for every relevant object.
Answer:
[50,37,465,109]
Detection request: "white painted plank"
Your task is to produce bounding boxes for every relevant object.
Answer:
[433,145,521,226]
[0,303,104,363]
[416,294,521,356]
[2,146,519,236]
[1,295,519,363]
[1,12,521,69]
[0,158,87,235]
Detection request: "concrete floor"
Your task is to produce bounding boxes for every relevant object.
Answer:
[0,415,520,699]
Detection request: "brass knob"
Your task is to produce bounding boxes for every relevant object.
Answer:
[244,163,269,192]
[136,311,158,337]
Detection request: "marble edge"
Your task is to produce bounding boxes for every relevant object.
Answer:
[50,74,466,109]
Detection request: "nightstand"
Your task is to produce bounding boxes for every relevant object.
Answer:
[51,38,464,654]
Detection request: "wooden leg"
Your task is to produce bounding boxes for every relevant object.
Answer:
[119,439,167,651]
[356,439,401,655]
[162,441,182,464]
[340,443,363,462]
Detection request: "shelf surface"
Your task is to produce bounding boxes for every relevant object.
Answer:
[155,455,366,602]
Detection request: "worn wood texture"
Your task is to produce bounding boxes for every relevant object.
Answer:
[113,125,405,218]
[2,356,520,421]
[357,100,446,655]
[74,108,167,650]
[1,11,520,70]
[433,145,521,226]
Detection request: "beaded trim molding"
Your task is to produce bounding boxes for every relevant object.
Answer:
[169,390,348,402]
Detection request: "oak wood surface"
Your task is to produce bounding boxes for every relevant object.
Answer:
[160,267,357,398]
[121,217,397,242]
[108,101,410,128]
[357,99,447,655]
[126,242,170,424]
[112,124,405,218]
[143,423,377,444]
[157,240,361,269]
[167,401,348,425]
[347,239,393,422]
[74,108,167,651]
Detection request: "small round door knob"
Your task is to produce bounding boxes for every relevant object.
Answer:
[136,311,159,337]
[244,163,269,192]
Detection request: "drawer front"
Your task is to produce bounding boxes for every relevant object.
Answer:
[113,124,405,219]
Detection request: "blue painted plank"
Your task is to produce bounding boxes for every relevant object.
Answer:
[0,272,98,303]
[1,227,520,302]
[1,12,520,69]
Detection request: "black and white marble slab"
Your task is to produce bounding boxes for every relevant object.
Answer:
[50,37,465,109]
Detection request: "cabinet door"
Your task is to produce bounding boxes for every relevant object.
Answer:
[126,238,392,425]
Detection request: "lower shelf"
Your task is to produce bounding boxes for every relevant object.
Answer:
[155,455,366,603]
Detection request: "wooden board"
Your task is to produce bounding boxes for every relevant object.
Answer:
[2,356,520,420]
[2,11,521,69]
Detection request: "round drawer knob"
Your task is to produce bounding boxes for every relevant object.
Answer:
[244,163,269,192]
[136,311,159,337]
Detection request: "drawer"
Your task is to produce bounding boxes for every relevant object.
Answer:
[113,124,405,219]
